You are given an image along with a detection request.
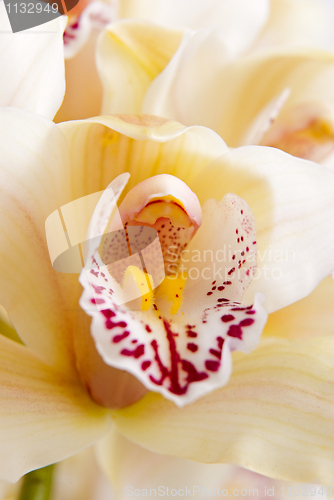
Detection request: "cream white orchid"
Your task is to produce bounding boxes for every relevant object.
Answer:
[1,106,334,487]
[2,0,334,491]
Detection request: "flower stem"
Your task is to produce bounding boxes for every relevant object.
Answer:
[18,465,55,500]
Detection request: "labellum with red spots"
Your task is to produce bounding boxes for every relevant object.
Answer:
[78,173,267,408]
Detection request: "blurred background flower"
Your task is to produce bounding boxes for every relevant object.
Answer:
[56,0,334,127]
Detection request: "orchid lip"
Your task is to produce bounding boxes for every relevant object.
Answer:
[78,174,267,408]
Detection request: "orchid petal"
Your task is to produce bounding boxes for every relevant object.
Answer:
[241,87,291,146]
[143,36,334,147]
[259,102,334,164]
[0,3,66,119]
[190,146,334,312]
[80,253,267,407]
[263,275,334,340]
[97,21,183,115]
[53,447,113,500]
[142,29,229,122]
[97,429,328,499]
[256,0,334,51]
[97,427,235,496]
[0,108,80,374]
[80,256,267,407]
[0,480,18,499]
[0,334,110,483]
[181,195,257,309]
[57,114,228,203]
[114,336,334,484]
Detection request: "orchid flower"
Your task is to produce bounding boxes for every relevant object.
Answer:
[56,0,334,123]
[1,108,334,486]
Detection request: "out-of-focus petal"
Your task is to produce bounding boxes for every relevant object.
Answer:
[0,480,19,500]
[114,336,334,484]
[97,427,236,498]
[207,465,330,500]
[119,0,269,58]
[256,0,334,51]
[97,20,183,114]
[143,38,334,147]
[142,29,229,121]
[0,4,66,119]
[98,430,332,499]
[0,335,110,483]
[259,102,334,164]
[52,447,113,500]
